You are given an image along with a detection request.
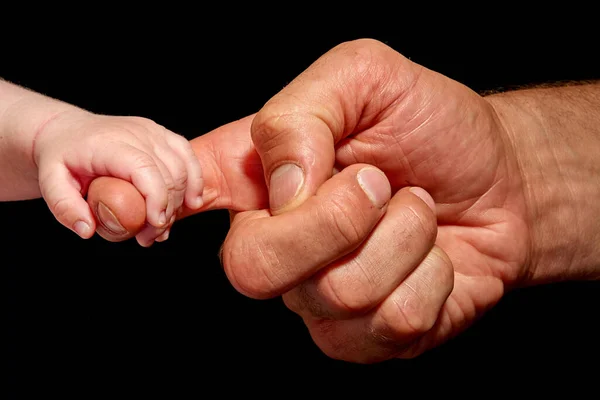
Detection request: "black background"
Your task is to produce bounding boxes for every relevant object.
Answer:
[3,10,600,396]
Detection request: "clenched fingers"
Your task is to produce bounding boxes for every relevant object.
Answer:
[304,245,453,364]
[221,164,392,299]
[282,186,438,320]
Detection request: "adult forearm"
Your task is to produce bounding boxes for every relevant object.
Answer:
[0,79,79,200]
[486,81,600,285]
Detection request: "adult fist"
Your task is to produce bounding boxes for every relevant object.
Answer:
[224,38,530,361]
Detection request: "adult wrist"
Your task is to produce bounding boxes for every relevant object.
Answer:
[485,82,600,286]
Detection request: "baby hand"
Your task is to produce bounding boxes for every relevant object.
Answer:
[33,109,203,247]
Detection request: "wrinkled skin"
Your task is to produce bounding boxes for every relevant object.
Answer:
[90,39,531,363]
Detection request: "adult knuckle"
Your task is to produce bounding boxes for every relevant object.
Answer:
[319,260,377,316]
[403,203,438,247]
[322,194,368,251]
[335,38,395,79]
[221,226,288,299]
[310,320,358,362]
[429,247,455,295]
[251,107,298,148]
[287,284,335,319]
[379,290,434,340]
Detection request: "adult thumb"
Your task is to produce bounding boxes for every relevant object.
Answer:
[250,38,418,215]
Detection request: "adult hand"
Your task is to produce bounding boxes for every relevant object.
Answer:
[219,38,530,362]
[89,38,600,363]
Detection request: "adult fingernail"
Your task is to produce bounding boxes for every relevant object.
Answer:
[409,187,436,213]
[357,167,391,208]
[97,202,127,235]
[269,163,304,210]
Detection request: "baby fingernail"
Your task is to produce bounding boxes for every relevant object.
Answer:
[73,220,92,238]
[193,196,204,209]
[156,229,170,242]
[158,210,167,226]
